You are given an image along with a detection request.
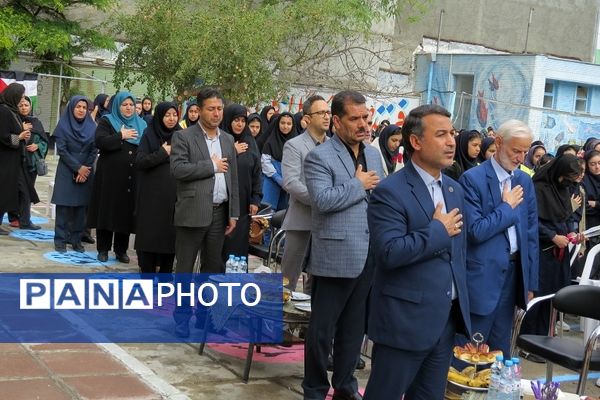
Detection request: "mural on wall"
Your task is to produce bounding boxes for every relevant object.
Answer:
[426,56,532,130]
[266,86,420,129]
[538,111,600,154]
[470,60,531,130]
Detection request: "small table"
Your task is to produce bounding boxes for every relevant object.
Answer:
[198,299,311,383]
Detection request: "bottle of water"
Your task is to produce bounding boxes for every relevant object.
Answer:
[510,357,522,400]
[239,256,248,273]
[225,255,235,273]
[234,257,241,273]
[487,354,504,400]
[498,360,514,400]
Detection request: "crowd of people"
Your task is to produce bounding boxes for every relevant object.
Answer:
[1,82,600,399]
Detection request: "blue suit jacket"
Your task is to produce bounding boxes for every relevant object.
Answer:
[367,161,471,351]
[459,159,539,315]
[304,134,384,278]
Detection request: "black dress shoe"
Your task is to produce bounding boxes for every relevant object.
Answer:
[356,357,366,370]
[97,251,108,262]
[81,235,95,244]
[55,245,67,253]
[116,253,130,263]
[20,224,41,230]
[332,391,363,400]
[72,243,85,253]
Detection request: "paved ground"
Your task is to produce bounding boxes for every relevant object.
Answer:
[1,155,599,399]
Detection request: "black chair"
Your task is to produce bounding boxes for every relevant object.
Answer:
[248,207,286,268]
[514,284,600,395]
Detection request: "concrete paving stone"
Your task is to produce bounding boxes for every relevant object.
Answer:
[0,352,48,379]
[0,378,72,400]
[121,343,238,383]
[62,375,162,400]
[0,343,26,353]
[175,378,303,400]
[38,350,130,376]
[29,343,103,352]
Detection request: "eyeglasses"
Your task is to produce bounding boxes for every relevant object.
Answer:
[308,110,331,117]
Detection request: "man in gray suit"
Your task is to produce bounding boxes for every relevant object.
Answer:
[281,95,330,292]
[170,87,239,337]
[302,91,384,400]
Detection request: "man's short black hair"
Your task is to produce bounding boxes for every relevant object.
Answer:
[196,87,224,108]
[331,90,366,118]
[302,95,326,116]
[401,104,451,156]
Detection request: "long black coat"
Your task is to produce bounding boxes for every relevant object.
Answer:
[0,105,39,209]
[0,105,22,212]
[222,137,262,259]
[133,128,176,254]
[87,118,138,233]
[51,134,97,207]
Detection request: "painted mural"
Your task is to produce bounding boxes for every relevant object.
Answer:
[423,55,533,130]
[537,111,600,154]
[267,86,420,129]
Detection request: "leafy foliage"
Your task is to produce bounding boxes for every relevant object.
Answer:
[0,0,117,71]
[114,0,431,103]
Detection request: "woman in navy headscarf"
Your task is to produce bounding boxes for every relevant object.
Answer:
[88,91,147,263]
[51,96,98,253]
[91,93,110,123]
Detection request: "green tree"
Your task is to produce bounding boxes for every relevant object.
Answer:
[114,0,430,104]
[0,0,117,71]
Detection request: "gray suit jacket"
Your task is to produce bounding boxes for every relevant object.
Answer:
[170,124,239,227]
[304,134,385,278]
[281,131,327,231]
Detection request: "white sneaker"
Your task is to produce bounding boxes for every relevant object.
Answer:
[596,377,600,387]
[556,320,571,332]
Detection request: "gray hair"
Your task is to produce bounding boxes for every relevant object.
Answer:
[496,119,532,141]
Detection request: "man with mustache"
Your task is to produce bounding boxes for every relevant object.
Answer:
[302,90,384,400]
[364,105,471,399]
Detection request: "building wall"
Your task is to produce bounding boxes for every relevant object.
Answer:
[401,0,600,66]
[531,56,600,151]
[414,53,536,131]
[415,53,600,151]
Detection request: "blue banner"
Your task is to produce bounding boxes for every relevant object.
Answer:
[0,273,283,343]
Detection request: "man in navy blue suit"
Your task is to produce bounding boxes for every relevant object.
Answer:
[458,119,539,358]
[364,105,471,400]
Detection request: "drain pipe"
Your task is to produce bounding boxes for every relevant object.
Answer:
[426,9,444,104]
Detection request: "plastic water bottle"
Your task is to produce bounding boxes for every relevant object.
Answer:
[487,354,504,400]
[225,255,235,273]
[511,357,522,400]
[498,360,514,400]
[234,257,241,273]
[239,256,248,273]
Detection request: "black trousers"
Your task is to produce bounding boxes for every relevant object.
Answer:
[302,261,374,400]
[173,204,227,325]
[174,203,227,274]
[54,205,86,246]
[96,229,130,254]
[16,170,32,226]
[137,251,175,275]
